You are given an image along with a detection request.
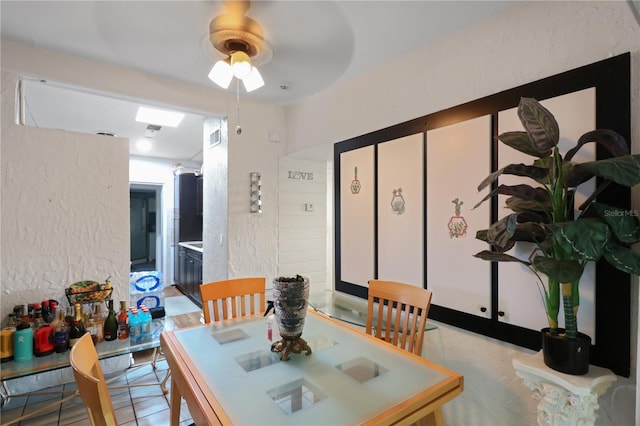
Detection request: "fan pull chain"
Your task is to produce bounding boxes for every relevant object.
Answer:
[235,79,242,135]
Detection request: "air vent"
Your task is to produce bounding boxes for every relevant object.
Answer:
[145,124,161,138]
[95,131,116,137]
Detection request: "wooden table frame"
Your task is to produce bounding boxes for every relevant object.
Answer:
[161,310,463,425]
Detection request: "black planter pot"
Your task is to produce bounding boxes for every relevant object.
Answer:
[541,328,591,375]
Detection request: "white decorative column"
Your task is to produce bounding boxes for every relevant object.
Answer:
[513,351,616,426]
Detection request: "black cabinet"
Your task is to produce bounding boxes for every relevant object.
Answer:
[177,246,203,307]
[196,176,204,215]
[174,173,203,284]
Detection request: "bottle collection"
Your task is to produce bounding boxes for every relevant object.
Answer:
[0,299,156,363]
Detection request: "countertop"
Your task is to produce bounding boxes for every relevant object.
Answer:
[179,241,203,253]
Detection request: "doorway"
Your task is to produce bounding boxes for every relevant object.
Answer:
[130,184,162,272]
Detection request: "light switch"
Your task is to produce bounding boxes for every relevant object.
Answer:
[305,203,314,212]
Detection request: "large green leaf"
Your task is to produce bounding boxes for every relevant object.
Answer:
[498,131,552,158]
[603,242,640,275]
[533,156,573,185]
[487,214,518,248]
[565,129,629,162]
[568,154,640,187]
[533,256,584,282]
[553,218,611,261]
[505,196,552,213]
[477,163,549,192]
[593,203,640,244]
[473,184,550,210]
[473,250,531,266]
[481,215,549,248]
[518,98,559,154]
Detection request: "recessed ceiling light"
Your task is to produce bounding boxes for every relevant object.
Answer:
[136,139,153,152]
[136,106,184,127]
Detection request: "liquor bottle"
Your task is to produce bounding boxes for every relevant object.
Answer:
[68,303,86,348]
[32,303,44,329]
[86,315,98,345]
[64,306,74,327]
[21,304,31,325]
[93,304,105,343]
[53,308,69,353]
[103,300,118,341]
[117,301,129,339]
[6,313,17,328]
[41,300,52,323]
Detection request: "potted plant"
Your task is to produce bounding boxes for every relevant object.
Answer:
[473,97,640,375]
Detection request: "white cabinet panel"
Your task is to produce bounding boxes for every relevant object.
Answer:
[497,88,596,341]
[377,133,424,286]
[426,116,492,317]
[339,145,375,288]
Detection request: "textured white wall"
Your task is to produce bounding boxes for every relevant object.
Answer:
[1,39,287,294]
[226,101,288,283]
[286,1,639,157]
[1,72,130,316]
[202,117,228,283]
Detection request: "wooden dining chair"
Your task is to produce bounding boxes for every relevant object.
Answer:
[200,277,266,323]
[366,279,433,357]
[69,333,117,426]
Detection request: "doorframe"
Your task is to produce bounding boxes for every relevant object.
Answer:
[130,182,163,272]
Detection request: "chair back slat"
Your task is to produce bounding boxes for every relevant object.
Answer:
[70,333,118,426]
[365,280,432,356]
[200,277,266,323]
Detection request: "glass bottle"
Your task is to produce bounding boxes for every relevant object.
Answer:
[53,308,69,353]
[86,313,97,345]
[68,303,86,348]
[93,304,105,343]
[41,300,52,323]
[117,301,129,339]
[6,313,17,328]
[21,304,31,325]
[103,300,118,341]
[32,303,44,329]
[64,306,74,327]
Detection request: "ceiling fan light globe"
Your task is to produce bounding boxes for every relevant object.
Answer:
[230,51,253,79]
[243,67,265,92]
[208,60,233,89]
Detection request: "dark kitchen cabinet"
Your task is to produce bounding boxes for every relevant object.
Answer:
[173,172,203,284]
[177,246,203,307]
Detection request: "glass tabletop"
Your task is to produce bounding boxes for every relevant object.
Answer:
[173,313,451,425]
[308,291,437,331]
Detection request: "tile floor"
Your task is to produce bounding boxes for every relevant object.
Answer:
[1,286,201,426]
[1,356,194,426]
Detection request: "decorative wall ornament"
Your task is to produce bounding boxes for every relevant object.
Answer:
[350,166,361,194]
[391,188,405,215]
[448,198,467,238]
[287,171,314,180]
[250,172,262,213]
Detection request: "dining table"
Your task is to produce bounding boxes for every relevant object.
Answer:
[161,309,463,425]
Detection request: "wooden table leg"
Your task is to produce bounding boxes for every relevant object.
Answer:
[419,407,445,426]
[170,381,182,426]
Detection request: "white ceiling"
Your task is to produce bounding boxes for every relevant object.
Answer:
[1,0,516,163]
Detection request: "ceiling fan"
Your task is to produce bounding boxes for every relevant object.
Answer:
[207,0,272,92]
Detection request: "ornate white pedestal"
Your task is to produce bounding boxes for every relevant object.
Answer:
[513,351,616,426]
